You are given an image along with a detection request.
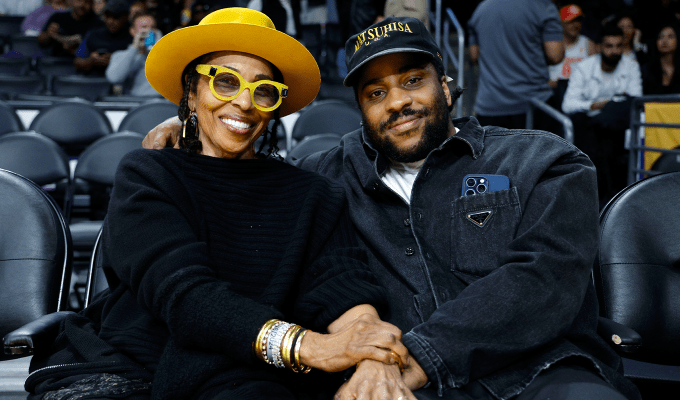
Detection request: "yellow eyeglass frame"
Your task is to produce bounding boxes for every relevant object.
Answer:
[195,64,288,112]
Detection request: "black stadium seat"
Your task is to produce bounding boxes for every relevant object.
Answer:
[29,98,112,156]
[117,99,178,134]
[594,172,680,397]
[291,99,362,144]
[285,133,342,163]
[0,99,24,136]
[0,168,72,361]
[51,75,111,101]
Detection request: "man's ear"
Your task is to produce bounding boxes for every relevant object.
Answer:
[441,76,452,108]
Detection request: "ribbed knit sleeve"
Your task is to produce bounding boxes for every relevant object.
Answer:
[291,196,388,329]
[103,148,387,368]
[103,149,284,364]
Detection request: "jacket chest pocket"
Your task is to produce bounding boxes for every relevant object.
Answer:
[451,187,521,278]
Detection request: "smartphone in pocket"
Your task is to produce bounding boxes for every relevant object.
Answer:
[462,174,509,196]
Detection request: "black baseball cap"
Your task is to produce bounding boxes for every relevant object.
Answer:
[343,16,445,87]
[104,0,130,17]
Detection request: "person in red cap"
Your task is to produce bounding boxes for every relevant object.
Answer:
[549,4,596,90]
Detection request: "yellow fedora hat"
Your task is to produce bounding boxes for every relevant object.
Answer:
[145,7,320,117]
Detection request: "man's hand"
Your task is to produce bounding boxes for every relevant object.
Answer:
[143,117,183,149]
[401,357,428,391]
[60,34,83,51]
[591,100,609,111]
[46,22,60,39]
[133,29,150,54]
[335,360,416,400]
[91,52,111,67]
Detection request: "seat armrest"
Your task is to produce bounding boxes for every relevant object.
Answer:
[597,316,642,354]
[3,311,75,356]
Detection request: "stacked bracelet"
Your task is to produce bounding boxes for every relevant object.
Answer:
[253,319,312,373]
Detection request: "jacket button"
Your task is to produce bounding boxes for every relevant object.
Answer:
[372,182,379,190]
[404,218,411,226]
[405,247,415,256]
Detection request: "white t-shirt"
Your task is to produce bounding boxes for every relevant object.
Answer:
[549,35,590,81]
[380,128,459,204]
[381,159,424,204]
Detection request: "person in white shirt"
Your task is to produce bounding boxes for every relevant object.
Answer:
[105,12,162,97]
[562,22,641,206]
[562,24,642,115]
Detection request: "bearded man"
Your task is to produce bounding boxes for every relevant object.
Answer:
[562,23,641,205]
[144,16,640,400]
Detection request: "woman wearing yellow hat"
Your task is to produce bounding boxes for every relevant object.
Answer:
[26,8,415,400]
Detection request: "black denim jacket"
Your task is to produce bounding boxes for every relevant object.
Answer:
[295,117,639,400]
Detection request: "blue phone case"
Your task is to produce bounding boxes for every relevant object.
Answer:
[462,174,509,196]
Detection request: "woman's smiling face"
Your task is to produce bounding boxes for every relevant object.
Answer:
[189,51,275,159]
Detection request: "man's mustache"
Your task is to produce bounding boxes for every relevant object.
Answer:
[379,107,430,132]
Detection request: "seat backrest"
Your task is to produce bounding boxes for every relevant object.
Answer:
[29,99,112,155]
[36,56,77,78]
[291,99,362,141]
[651,147,680,173]
[0,100,24,135]
[0,132,72,218]
[74,131,144,186]
[51,75,112,102]
[10,34,42,58]
[594,171,680,365]
[0,74,44,98]
[0,56,31,75]
[0,16,22,38]
[117,99,178,135]
[84,227,109,308]
[0,169,72,359]
[285,133,342,163]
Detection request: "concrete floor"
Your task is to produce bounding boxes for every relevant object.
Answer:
[0,356,30,399]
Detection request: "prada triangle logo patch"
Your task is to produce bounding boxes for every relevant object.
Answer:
[466,210,493,227]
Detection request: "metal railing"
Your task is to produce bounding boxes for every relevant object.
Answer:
[525,97,574,144]
[442,8,465,118]
[627,94,680,184]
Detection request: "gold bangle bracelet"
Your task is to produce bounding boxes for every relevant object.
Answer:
[260,319,281,364]
[254,319,279,362]
[281,325,301,370]
[293,329,312,373]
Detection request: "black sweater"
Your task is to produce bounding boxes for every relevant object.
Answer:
[29,149,386,400]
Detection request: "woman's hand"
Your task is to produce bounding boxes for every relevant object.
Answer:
[335,360,417,400]
[143,117,183,149]
[299,312,410,373]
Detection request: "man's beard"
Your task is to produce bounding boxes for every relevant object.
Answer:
[601,53,621,68]
[363,89,451,163]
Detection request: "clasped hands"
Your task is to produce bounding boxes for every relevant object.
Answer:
[299,312,427,400]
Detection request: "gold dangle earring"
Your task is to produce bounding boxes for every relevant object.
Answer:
[183,111,197,139]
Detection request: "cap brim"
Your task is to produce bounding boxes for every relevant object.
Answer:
[343,48,433,87]
[146,23,320,117]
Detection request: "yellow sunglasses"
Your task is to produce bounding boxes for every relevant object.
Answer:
[195,64,288,112]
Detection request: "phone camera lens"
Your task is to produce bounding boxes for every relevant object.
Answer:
[465,189,476,196]
[477,184,487,193]
[466,178,476,187]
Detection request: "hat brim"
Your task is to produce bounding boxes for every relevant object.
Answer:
[343,48,433,87]
[146,23,320,117]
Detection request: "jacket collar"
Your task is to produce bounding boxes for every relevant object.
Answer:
[345,116,485,190]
